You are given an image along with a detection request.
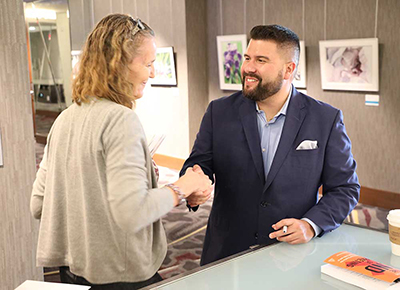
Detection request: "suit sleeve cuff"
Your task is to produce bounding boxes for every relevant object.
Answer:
[301,218,322,238]
[186,201,199,212]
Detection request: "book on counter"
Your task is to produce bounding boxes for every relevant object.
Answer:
[321,251,400,290]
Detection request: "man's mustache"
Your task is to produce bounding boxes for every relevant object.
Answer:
[242,73,262,82]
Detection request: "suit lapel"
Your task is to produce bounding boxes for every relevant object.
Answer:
[239,96,264,183]
[263,89,307,192]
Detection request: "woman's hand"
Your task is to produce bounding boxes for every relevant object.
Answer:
[185,165,213,207]
[173,165,212,198]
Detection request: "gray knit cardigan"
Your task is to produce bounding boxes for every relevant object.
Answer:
[31,98,174,284]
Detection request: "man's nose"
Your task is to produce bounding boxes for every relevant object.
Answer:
[242,61,256,74]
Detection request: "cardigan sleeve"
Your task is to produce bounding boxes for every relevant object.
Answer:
[31,144,48,219]
[102,108,175,234]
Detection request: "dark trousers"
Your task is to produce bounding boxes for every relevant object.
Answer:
[59,266,163,290]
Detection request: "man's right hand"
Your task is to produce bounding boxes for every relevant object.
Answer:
[186,186,213,207]
[186,165,213,207]
[173,165,212,199]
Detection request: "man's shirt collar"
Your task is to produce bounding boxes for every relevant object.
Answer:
[255,85,292,118]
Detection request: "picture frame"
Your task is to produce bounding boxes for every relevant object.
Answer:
[151,47,177,86]
[71,50,81,80]
[293,41,307,89]
[0,128,3,167]
[319,38,379,92]
[217,34,247,90]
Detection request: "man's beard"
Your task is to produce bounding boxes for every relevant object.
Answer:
[242,71,284,102]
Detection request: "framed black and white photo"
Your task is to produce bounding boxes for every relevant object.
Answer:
[293,41,306,89]
[319,38,379,92]
[152,47,177,86]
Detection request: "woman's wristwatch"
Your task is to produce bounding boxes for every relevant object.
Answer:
[165,183,186,205]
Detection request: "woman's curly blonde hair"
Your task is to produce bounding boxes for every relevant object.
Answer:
[72,14,154,108]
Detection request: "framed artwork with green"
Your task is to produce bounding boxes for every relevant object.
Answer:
[152,47,177,86]
[216,34,247,90]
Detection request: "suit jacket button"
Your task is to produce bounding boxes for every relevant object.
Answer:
[260,201,268,207]
[255,232,258,239]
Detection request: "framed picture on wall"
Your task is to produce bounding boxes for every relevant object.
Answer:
[152,47,177,86]
[217,34,247,90]
[319,38,379,92]
[293,41,307,89]
[0,129,3,167]
[71,50,81,80]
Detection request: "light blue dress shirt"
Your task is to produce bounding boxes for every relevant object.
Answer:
[255,86,321,237]
[255,95,290,180]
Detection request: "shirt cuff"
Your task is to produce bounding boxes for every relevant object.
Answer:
[301,218,322,238]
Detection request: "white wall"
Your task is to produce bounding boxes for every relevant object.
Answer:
[136,86,190,158]
[56,12,72,106]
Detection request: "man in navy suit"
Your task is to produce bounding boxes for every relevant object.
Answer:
[181,25,360,266]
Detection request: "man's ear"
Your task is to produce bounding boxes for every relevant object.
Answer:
[284,62,296,80]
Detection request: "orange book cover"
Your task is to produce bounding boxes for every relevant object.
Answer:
[324,251,400,283]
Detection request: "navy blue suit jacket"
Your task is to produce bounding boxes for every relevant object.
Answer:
[181,87,360,265]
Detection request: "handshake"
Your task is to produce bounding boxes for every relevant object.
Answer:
[169,165,213,207]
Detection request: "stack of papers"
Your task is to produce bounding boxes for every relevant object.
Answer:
[148,134,166,157]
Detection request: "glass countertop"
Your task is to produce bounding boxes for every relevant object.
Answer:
[144,224,399,290]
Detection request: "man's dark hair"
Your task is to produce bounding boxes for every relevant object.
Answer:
[250,24,300,66]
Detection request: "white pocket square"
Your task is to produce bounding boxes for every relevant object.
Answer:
[296,140,318,150]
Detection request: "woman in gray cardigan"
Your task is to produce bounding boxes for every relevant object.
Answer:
[30,14,211,289]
